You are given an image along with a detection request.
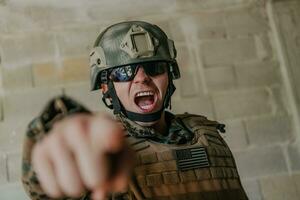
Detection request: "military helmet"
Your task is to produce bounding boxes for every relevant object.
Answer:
[90,21,180,91]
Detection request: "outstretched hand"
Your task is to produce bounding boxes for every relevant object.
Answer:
[32,114,134,200]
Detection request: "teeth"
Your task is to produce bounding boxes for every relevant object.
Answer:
[136,91,154,97]
[140,105,152,110]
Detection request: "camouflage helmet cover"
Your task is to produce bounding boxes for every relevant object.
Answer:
[90,21,180,91]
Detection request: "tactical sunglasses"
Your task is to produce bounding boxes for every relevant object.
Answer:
[108,61,168,82]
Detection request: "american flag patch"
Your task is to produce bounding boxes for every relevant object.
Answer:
[175,146,210,171]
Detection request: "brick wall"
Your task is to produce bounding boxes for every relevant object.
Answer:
[0,0,299,199]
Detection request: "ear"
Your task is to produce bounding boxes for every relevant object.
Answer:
[100,84,108,93]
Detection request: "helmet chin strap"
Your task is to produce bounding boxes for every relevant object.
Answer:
[125,109,163,123]
[102,80,176,123]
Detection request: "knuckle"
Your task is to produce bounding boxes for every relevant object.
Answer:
[62,184,84,198]
[46,189,63,199]
[65,116,90,138]
[47,132,62,148]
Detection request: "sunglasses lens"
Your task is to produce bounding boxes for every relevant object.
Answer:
[143,62,168,76]
[109,65,134,82]
[109,62,168,82]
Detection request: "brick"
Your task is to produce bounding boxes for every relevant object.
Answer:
[0,33,56,68]
[176,45,197,71]
[3,87,63,121]
[63,82,107,112]
[170,13,226,42]
[212,88,272,120]
[222,119,248,151]
[25,5,86,30]
[0,5,38,34]
[32,62,62,87]
[245,114,292,145]
[56,27,100,57]
[7,153,21,183]
[0,182,30,200]
[260,174,299,200]
[0,120,28,153]
[168,21,185,42]
[0,96,3,121]
[254,34,273,60]
[200,38,257,65]
[0,67,3,89]
[192,12,226,39]
[293,173,300,192]
[242,179,263,200]
[204,66,236,91]
[287,142,300,171]
[224,6,269,36]
[0,0,6,6]
[269,85,288,115]
[273,1,300,15]
[1,65,33,90]
[175,0,249,10]
[172,96,214,119]
[0,154,7,184]
[233,146,288,179]
[61,57,89,84]
[87,0,175,22]
[235,60,280,88]
[0,14,7,34]
[179,69,200,97]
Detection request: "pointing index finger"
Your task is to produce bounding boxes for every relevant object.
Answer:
[89,114,125,153]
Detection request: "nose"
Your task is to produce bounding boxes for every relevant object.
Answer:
[133,66,151,83]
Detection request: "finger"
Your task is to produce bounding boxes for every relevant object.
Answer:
[89,115,125,184]
[63,116,103,189]
[89,114,125,153]
[32,142,62,198]
[47,132,85,197]
[92,188,106,200]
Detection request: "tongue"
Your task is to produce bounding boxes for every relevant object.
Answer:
[136,96,154,107]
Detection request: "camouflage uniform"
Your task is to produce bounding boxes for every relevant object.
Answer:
[22,96,248,200]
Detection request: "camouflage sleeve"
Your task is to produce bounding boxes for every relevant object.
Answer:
[21,96,92,200]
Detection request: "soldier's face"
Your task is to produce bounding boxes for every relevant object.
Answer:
[113,66,169,117]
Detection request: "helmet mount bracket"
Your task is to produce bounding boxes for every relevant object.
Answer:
[120,25,159,58]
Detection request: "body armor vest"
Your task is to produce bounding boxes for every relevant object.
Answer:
[22,97,248,200]
[124,114,248,200]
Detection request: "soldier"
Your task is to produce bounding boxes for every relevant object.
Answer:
[22,21,248,200]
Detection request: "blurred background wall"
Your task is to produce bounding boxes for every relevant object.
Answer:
[0,0,299,199]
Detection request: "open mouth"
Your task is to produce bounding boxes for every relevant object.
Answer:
[134,91,157,112]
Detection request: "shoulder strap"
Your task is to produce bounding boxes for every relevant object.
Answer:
[175,113,226,134]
